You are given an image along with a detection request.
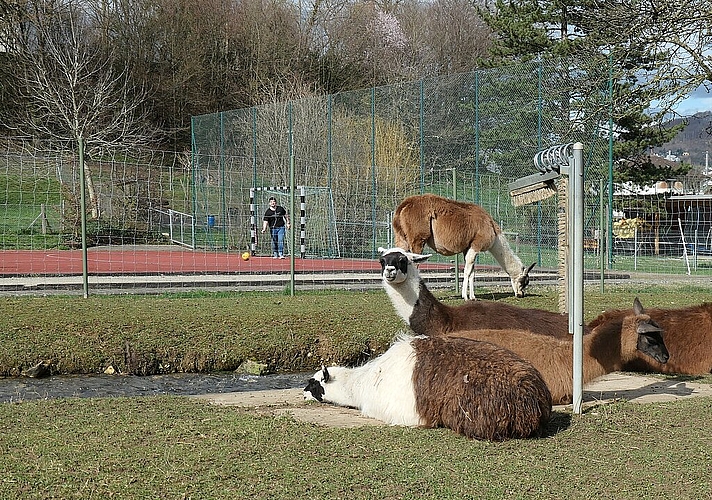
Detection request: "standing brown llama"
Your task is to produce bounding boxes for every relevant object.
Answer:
[392,193,535,300]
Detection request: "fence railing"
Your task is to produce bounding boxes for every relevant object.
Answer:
[2,57,710,294]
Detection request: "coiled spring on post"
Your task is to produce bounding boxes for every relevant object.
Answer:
[533,143,574,174]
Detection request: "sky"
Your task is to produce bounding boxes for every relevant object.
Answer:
[673,84,712,116]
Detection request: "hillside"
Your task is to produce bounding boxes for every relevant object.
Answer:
[654,111,712,168]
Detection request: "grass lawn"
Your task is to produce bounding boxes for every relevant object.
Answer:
[0,284,711,499]
[1,283,711,377]
[0,395,710,499]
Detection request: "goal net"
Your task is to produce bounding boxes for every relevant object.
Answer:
[250,186,340,258]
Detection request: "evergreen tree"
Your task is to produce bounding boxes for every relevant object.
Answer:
[480,0,694,184]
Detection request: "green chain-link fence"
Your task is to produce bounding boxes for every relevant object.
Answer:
[4,55,711,285]
[191,56,612,270]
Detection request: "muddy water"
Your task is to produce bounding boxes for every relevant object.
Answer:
[0,372,311,403]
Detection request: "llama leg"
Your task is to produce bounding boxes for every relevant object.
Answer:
[461,249,478,300]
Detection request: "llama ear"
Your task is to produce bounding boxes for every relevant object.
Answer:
[322,365,330,382]
[523,262,536,274]
[378,247,387,255]
[633,297,644,315]
[412,253,432,264]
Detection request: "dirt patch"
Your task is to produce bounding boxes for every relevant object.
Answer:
[191,372,712,428]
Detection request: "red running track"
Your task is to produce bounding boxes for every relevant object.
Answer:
[0,249,453,276]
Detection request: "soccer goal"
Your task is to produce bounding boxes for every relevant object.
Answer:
[152,208,196,249]
[249,186,340,258]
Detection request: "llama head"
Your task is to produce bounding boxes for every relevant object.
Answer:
[378,247,431,284]
[303,366,330,402]
[513,262,536,298]
[630,297,669,364]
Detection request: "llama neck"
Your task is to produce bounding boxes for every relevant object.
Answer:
[321,338,420,424]
[409,280,449,335]
[488,233,524,278]
[581,325,622,382]
[384,274,421,324]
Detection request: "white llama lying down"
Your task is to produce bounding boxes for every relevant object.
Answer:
[392,193,535,299]
[303,334,552,441]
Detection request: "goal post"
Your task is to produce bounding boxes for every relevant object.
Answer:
[249,186,340,258]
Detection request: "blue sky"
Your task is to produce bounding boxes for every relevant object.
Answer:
[674,85,712,115]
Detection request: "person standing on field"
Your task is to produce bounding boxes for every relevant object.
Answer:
[261,196,290,259]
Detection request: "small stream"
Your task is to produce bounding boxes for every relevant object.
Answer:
[0,372,311,403]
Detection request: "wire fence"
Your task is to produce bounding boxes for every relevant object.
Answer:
[2,57,711,294]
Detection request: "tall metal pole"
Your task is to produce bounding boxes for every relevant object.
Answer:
[78,137,89,298]
[327,96,333,192]
[289,154,296,296]
[288,103,295,296]
[371,88,377,256]
[600,178,605,292]
[607,55,614,268]
[451,168,459,295]
[572,143,585,414]
[419,80,425,193]
[220,112,227,249]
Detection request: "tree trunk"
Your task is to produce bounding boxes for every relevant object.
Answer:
[84,163,100,219]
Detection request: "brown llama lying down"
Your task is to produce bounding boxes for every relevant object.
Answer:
[392,193,535,300]
[303,334,552,441]
[440,298,669,404]
[587,302,712,375]
[379,247,572,339]
[379,248,688,383]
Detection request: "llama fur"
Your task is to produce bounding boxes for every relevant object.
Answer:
[440,298,669,404]
[379,248,669,403]
[379,247,571,338]
[304,334,552,441]
[392,193,535,300]
[588,303,712,375]
[379,248,688,385]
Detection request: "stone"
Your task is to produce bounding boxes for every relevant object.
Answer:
[235,360,269,376]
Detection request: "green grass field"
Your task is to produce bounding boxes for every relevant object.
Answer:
[0,284,711,499]
[1,395,710,499]
[0,285,711,498]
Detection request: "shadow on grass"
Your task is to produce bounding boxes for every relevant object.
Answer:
[543,410,573,437]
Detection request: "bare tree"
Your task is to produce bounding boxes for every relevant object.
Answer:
[0,0,26,131]
[15,0,156,217]
[580,0,712,115]
[322,1,411,87]
[400,0,492,77]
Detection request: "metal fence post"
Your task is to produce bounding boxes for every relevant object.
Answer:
[571,143,585,414]
[509,142,585,414]
[78,136,89,298]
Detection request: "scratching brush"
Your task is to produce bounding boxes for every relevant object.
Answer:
[510,144,574,207]
[557,177,568,314]
[508,171,559,207]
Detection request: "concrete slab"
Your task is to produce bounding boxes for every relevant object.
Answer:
[191,372,712,428]
[192,387,384,428]
[575,372,712,406]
